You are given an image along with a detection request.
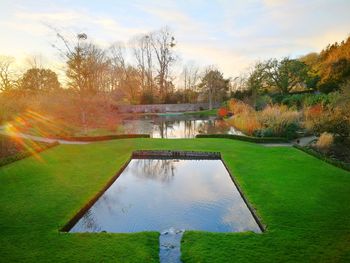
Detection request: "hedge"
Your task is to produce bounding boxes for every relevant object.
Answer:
[0,141,59,167]
[196,134,289,143]
[293,144,350,172]
[50,134,150,142]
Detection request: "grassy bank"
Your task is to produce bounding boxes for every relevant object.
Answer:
[183,108,218,116]
[0,138,349,262]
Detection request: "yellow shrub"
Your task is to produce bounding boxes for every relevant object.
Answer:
[258,105,300,135]
[315,132,334,152]
[227,112,261,135]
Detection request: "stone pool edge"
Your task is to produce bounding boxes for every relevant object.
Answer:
[60,150,265,233]
[60,157,132,232]
[220,157,266,232]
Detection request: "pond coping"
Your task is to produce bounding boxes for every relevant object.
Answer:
[132,150,221,160]
[60,150,265,233]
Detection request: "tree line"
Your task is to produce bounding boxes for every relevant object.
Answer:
[0,27,230,107]
[231,36,350,99]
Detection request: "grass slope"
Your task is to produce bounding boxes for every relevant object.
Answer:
[0,138,349,262]
[183,108,218,116]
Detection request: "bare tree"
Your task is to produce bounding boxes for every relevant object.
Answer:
[181,62,200,102]
[150,27,176,101]
[24,54,45,69]
[131,34,154,94]
[108,42,127,93]
[0,56,15,91]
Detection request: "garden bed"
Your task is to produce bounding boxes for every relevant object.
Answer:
[0,135,58,167]
[294,143,350,172]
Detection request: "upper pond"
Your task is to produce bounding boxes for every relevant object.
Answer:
[118,114,243,138]
[70,158,261,233]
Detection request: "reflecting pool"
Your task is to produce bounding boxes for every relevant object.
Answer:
[70,158,261,233]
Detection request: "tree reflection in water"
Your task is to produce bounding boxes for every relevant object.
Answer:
[80,209,102,232]
[119,115,243,138]
[132,159,177,182]
[70,159,261,233]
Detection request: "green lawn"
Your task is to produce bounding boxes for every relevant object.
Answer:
[0,138,349,262]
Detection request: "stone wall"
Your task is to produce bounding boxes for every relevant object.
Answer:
[115,102,220,113]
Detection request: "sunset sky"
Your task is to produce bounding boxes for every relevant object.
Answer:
[1,0,350,78]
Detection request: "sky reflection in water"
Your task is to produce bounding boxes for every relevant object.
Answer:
[120,115,243,138]
[70,159,261,233]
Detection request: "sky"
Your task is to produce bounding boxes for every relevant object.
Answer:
[0,0,350,78]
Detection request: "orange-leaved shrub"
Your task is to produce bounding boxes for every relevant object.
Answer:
[226,99,261,135]
[226,99,300,138]
[303,104,324,132]
[218,107,229,118]
[227,98,255,115]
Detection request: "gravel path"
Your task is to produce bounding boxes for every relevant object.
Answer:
[261,136,317,147]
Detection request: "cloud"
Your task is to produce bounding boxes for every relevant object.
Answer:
[0,0,349,79]
[178,41,251,76]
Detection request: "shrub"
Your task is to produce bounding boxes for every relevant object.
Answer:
[320,107,350,138]
[281,94,304,108]
[315,132,334,152]
[304,97,350,138]
[274,93,338,109]
[255,95,272,110]
[226,99,300,138]
[258,105,300,138]
[284,123,299,139]
[226,99,261,135]
[303,104,324,132]
[226,111,261,136]
[227,99,255,115]
[218,107,229,118]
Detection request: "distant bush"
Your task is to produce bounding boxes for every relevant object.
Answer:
[226,99,300,138]
[315,132,334,153]
[227,99,255,115]
[303,86,350,138]
[257,105,300,138]
[226,99,261,135]
[255,95,272,110]
[275,93,338,109]
[227,112,261,136]
[218,107,229,118]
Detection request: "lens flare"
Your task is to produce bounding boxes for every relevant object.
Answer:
[1,110,70,162]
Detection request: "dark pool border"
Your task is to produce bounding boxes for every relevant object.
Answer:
[132,150,221,160]
[221,158,266,232]
[60,157,132,232]
[61,150,265,233]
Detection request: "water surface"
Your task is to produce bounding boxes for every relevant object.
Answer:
[70,159,261,233]
[120,114,243,138]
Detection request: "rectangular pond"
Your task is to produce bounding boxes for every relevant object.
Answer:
[69,158,261,233]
